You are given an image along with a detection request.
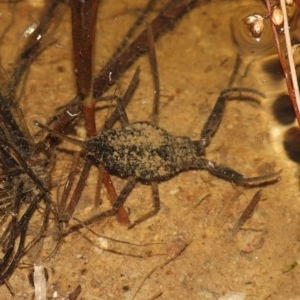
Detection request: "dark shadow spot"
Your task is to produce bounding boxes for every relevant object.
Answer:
[262,58,284,80]
[122,285,130,292]
[272,94,295,125]
[57,65,66,72]
[283,127,300,163]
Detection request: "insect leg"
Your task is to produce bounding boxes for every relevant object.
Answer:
[65,177,137,235]
[115,96,130,126]
[202,158,281,184]
[128,181,160,229]
[99,67,140,129]
[199,88,264,152]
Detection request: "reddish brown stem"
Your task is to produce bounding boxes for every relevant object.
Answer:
[102,171,130,225]
[83,102,97,137]
[71,0,98,97]
[71,0,99,137]
[265,0,300,126]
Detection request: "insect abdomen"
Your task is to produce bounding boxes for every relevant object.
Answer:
[96,122,178,180]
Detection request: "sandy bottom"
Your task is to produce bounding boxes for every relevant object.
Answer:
[0,0,300,299]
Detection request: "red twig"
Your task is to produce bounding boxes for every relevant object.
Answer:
[71,0,99,136]
[265,0,300,127]
[102,171,130,225]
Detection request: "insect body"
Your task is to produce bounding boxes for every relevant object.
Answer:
[87,122,198,180]
[83,121,277,184]
[35,87,281,231]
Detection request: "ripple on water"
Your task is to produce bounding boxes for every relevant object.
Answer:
[231,3,275,57]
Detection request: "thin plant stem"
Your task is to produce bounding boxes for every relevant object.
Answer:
[265,0,300,126]
[279,0,300,125]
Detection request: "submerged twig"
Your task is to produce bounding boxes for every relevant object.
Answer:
[68,285,82,300]
[230,189,263,236]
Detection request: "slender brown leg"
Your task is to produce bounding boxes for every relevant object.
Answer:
[103,67,140,129]
[198,157,282,184]
[65,177,137,235]
[199,88,263,151]
[128,182,160,229]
